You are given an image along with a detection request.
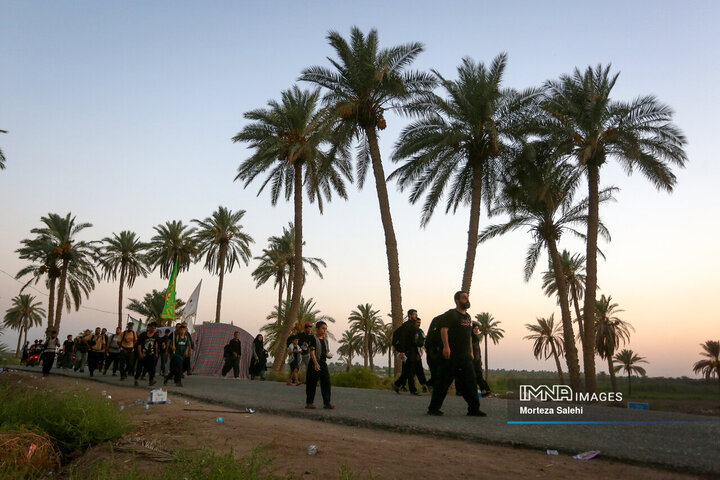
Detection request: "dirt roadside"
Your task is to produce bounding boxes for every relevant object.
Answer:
[5,372,708,479]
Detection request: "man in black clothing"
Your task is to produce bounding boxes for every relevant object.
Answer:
[41,330,60,377]
[427,291,485,417]
[296,323,313,382]
[221,331,243,378]
[392,309,423,395]
[305,321,334,409]
[60,335,74,369]
[134,322,160,387]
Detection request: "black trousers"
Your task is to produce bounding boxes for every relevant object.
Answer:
[395,352,420,393]
[134,354,157,381]
[473,359,491,392]
[306,361,331,406]
[41,352,55,376]
[428,355,480,413]
[88,350,104,375]
[165,354,185,383]
[221,356,240,378]
[119,348,135,379]
[104,351,120,374]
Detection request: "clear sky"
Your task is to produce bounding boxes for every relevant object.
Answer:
[1,1,718,378]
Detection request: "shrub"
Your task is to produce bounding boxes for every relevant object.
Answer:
[0,383,129,458]
[331,366,382,389]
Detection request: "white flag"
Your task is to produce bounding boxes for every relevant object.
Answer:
[183,280,202,321]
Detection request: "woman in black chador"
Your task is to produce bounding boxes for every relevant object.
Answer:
[249,334,268,380]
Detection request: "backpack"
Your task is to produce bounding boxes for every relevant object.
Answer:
[223,343,232,357]
[391,321,412,352]
[424,312,447,354]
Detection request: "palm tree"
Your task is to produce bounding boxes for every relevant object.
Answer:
[0,129,7,170]
[543,64,687,393]
[541,250,587,351]
[146,220,199,279]
[692,340,720,393]
[348,303,384,371]
[3,294,45,356]
[262,297,335,359]
[234,86,350,370]
[391,53,538,294]
[613,349,647,396]
[377,322,395,376]
[252,223,325,324]
[595,295,633,394]
[524,314,565,384]
[337,329,363,372]
[301,27,435,358]
[97,231,150,329]
[192,206,254,323]
[16,236,62,332]
[479,141,615,391]
[475,312,504,380]
[127,290,185,327]
[23,213,97,333]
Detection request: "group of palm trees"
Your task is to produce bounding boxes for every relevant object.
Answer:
[4,207,254,355]
[231,27,686,390]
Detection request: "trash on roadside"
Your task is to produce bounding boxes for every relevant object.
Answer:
[573,450,600,460]
[107,395,112,399]
[101,390,107,397]
[149,388,168,404]
[546,450,558,455]
[245,408,255,414]
[184,400,191,405]
[216,417,224,424]
[26,444,37,460]
[144,404,150,410]
[308,445,318,456]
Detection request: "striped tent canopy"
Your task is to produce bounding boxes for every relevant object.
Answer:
[191,323,254,378]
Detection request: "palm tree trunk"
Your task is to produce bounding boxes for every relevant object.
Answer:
[277,275,284,327]
[15,328,23,357]
[47,277,56,336]
[23,325,28,347]
[548,238,582,392]
[286,263,293,306]
[388,350,392,376]
[54,259,70,332]
[273,161,305,371]
[570,283,585,354]
[551,343,565,384]
[583,164,600,394]
[363,335,369,368]
[627,371,632,397]
[365,128,404,376]
[369,340,374,372]
[484,336,489,380]
[117,269,125,329]
[608,356,618,394]
[215,245,227,323]
[461,164,483,293]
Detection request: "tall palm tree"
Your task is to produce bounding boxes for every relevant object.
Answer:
[391,53,538,294]
[348,303,384,371]
[97,231,150,328]
[475,312,504,380]
[541,250,587,351]
[692,340,720,393]
[16,236,61,332]
[146,220,199,279]
[595,295,633,394]
[262,297,335,359]
[3,294,45,357]
[479,142,615,391]
[524,314,565,384]
[234,86,350,370]
[252,223,325,323]
[613,349,647,396]
[543,64,687,393]
[301,27,435,358]
[337,329,363,372]
[192,206,254,323]
[127,290,185,327]
[0,129,7,170]
[25,213,97,333]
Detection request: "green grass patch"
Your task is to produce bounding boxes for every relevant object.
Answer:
[331,366,388,389]
[0,382,129,458]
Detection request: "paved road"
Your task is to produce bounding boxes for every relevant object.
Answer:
[10,366,720,475]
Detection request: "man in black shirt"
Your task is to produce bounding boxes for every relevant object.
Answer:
[296,323,314,383]
[221,331,243,379]
[134,322,160,387]
[427,291,485,417]
[392,309,422,395]
[305,321,334,409]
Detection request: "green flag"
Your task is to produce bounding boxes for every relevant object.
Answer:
[161,260,178,321]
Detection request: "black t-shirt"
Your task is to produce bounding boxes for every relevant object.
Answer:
[62,340,74,352]
[136,332,160,356]
[296,332,313,356]
[436,309,472,359]
[225,338,242,357]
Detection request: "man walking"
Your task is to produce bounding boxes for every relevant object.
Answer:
[221,331,243,379]
[88,327,106,377]
[119,322,138,381]
[305,321,334,409]
[427,291,485,417]
[60,335,74,369]
[392,309,422,395]
[296,323,313,383]
[134,322,160,387]
[41,330,61,377]
[103,327,122,376]
[164,323,191,387]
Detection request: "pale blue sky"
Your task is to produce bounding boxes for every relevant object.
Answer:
[1,1,718,377]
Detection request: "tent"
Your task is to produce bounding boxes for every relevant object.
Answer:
[190,323,254,378]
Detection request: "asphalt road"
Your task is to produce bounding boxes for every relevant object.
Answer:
[9,365,720,475]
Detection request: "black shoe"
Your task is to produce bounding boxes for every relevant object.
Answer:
[427,409,444,416]
[411,391,421,396]
[134,380,138,387]
[323,404,335,409]
[400,386,408,392]
[422,385,428,393]
[175,380,183,387]
[392,384,401,394]
[467,410,487,417]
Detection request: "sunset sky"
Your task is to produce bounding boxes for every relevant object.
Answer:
[1,1,718,378]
